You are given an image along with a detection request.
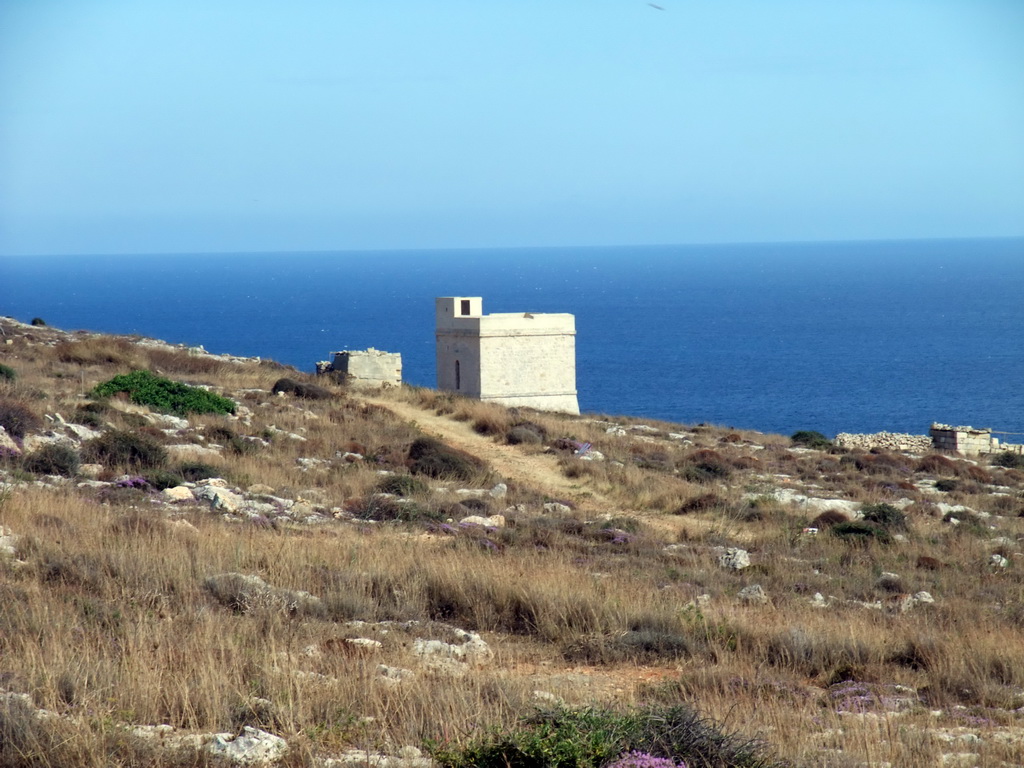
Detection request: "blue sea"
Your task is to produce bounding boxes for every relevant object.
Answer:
[2,238,1022,439]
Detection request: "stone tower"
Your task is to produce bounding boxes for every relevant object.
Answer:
[435,297,579,414]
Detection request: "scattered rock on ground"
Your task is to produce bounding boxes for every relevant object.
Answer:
[719,548,751,570]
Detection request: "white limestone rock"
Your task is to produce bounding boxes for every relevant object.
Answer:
[206,726,288,766]
[377,665,416,686]
[162,486,195,503]
[65,423,102,441]
[0,427,20,455]
[543,502,572,515]
[460,514,506,528]
[738,584,768,605]
[78,463,104,479]
[719,548,750,570]
[167,444,223,459]
[0,525,20,558]
[195,485,242,512]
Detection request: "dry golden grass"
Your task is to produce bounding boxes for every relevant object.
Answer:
[2,319,1024,767]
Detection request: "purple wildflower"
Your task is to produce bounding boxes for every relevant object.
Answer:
[605,751,688,768]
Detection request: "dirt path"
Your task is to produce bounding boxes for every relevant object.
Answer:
[354,393,618,513]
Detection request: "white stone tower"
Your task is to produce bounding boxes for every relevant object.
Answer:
[435,297,579,414]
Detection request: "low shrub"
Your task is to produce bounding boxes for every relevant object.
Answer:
[178,461,220,482]
[83,430,168,469]
[0,363,16,381]
[430,704,782,768]
[144,469,186,490]
[348,495,443,523]
[673,493,727,515]
[830,521,892,545]
[92,370,235,416]
[563,629,697,665]
[810,509,849,528]
[791,430,832,449]
[55,337,136,366]
[992,451,1024,470]
[916,454,958,475]
[30,317,46,326]
[860,502,908,530]
[934,478,958,493]
[472,414,509,436]
[71,406,106,429]
[0,400,41,439]
[375,474,429,497]
[271,377,332,400]
[408,437,484,481]
[204,425,259,455]
[507,421,547,445]
[22,444,80,477]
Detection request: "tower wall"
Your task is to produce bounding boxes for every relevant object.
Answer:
[435,297,579,414]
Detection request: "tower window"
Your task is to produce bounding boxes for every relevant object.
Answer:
[455,360,461,390]
[460,300,471,315]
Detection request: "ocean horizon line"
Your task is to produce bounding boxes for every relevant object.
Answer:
[4,233,1023,260]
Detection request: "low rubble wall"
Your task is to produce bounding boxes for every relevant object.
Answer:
[834,432,934,452]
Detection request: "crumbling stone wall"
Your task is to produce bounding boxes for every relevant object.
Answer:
[316,348,401,386]
[930,424,993,455]
[834,432,934,452]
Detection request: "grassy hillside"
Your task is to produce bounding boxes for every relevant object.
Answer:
[1,316,1023,768]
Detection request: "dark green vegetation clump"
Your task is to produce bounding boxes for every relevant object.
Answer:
[408,437,484,481]
[271,377,332,400]
[92,370,235,416]
[430,704,782,768]
[376,473,429,497]
[860,502,908,531]
[0,400,41,440]
[30,317,47,326]
[84,430,167,469]
[0,363,16,381]
[23,444,80,477]
[830,520,892,545]
[993,451,1024,470]
[791,430,832,449]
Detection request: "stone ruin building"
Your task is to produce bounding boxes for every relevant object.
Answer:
[435,296,579,414]
[316,348,402,387]
[929,424,1023,456]
[835,424,1023,456]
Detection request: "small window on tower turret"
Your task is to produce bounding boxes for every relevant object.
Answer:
[460,300,471,315]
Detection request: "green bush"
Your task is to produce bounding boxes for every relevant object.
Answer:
[0,364,16,382]
[830,520,892,546]
[409,437,484,481]
[992,451,1024,470]
[791,430,832,449]
[0,400,41,439]
[204,426,259,456]
[860,502,908,530]
[430,704,782,768]
[934,478,959,493]
[83,430,167,469]
[23,444,80,477]
[270,377,332,400]
[178,461,220,482]
[30,317,46,326]
[92,370,235,416]
[144,469,186,490]
[376,474,429,497]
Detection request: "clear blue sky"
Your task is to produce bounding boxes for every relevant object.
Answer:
[1,1,1022,256]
